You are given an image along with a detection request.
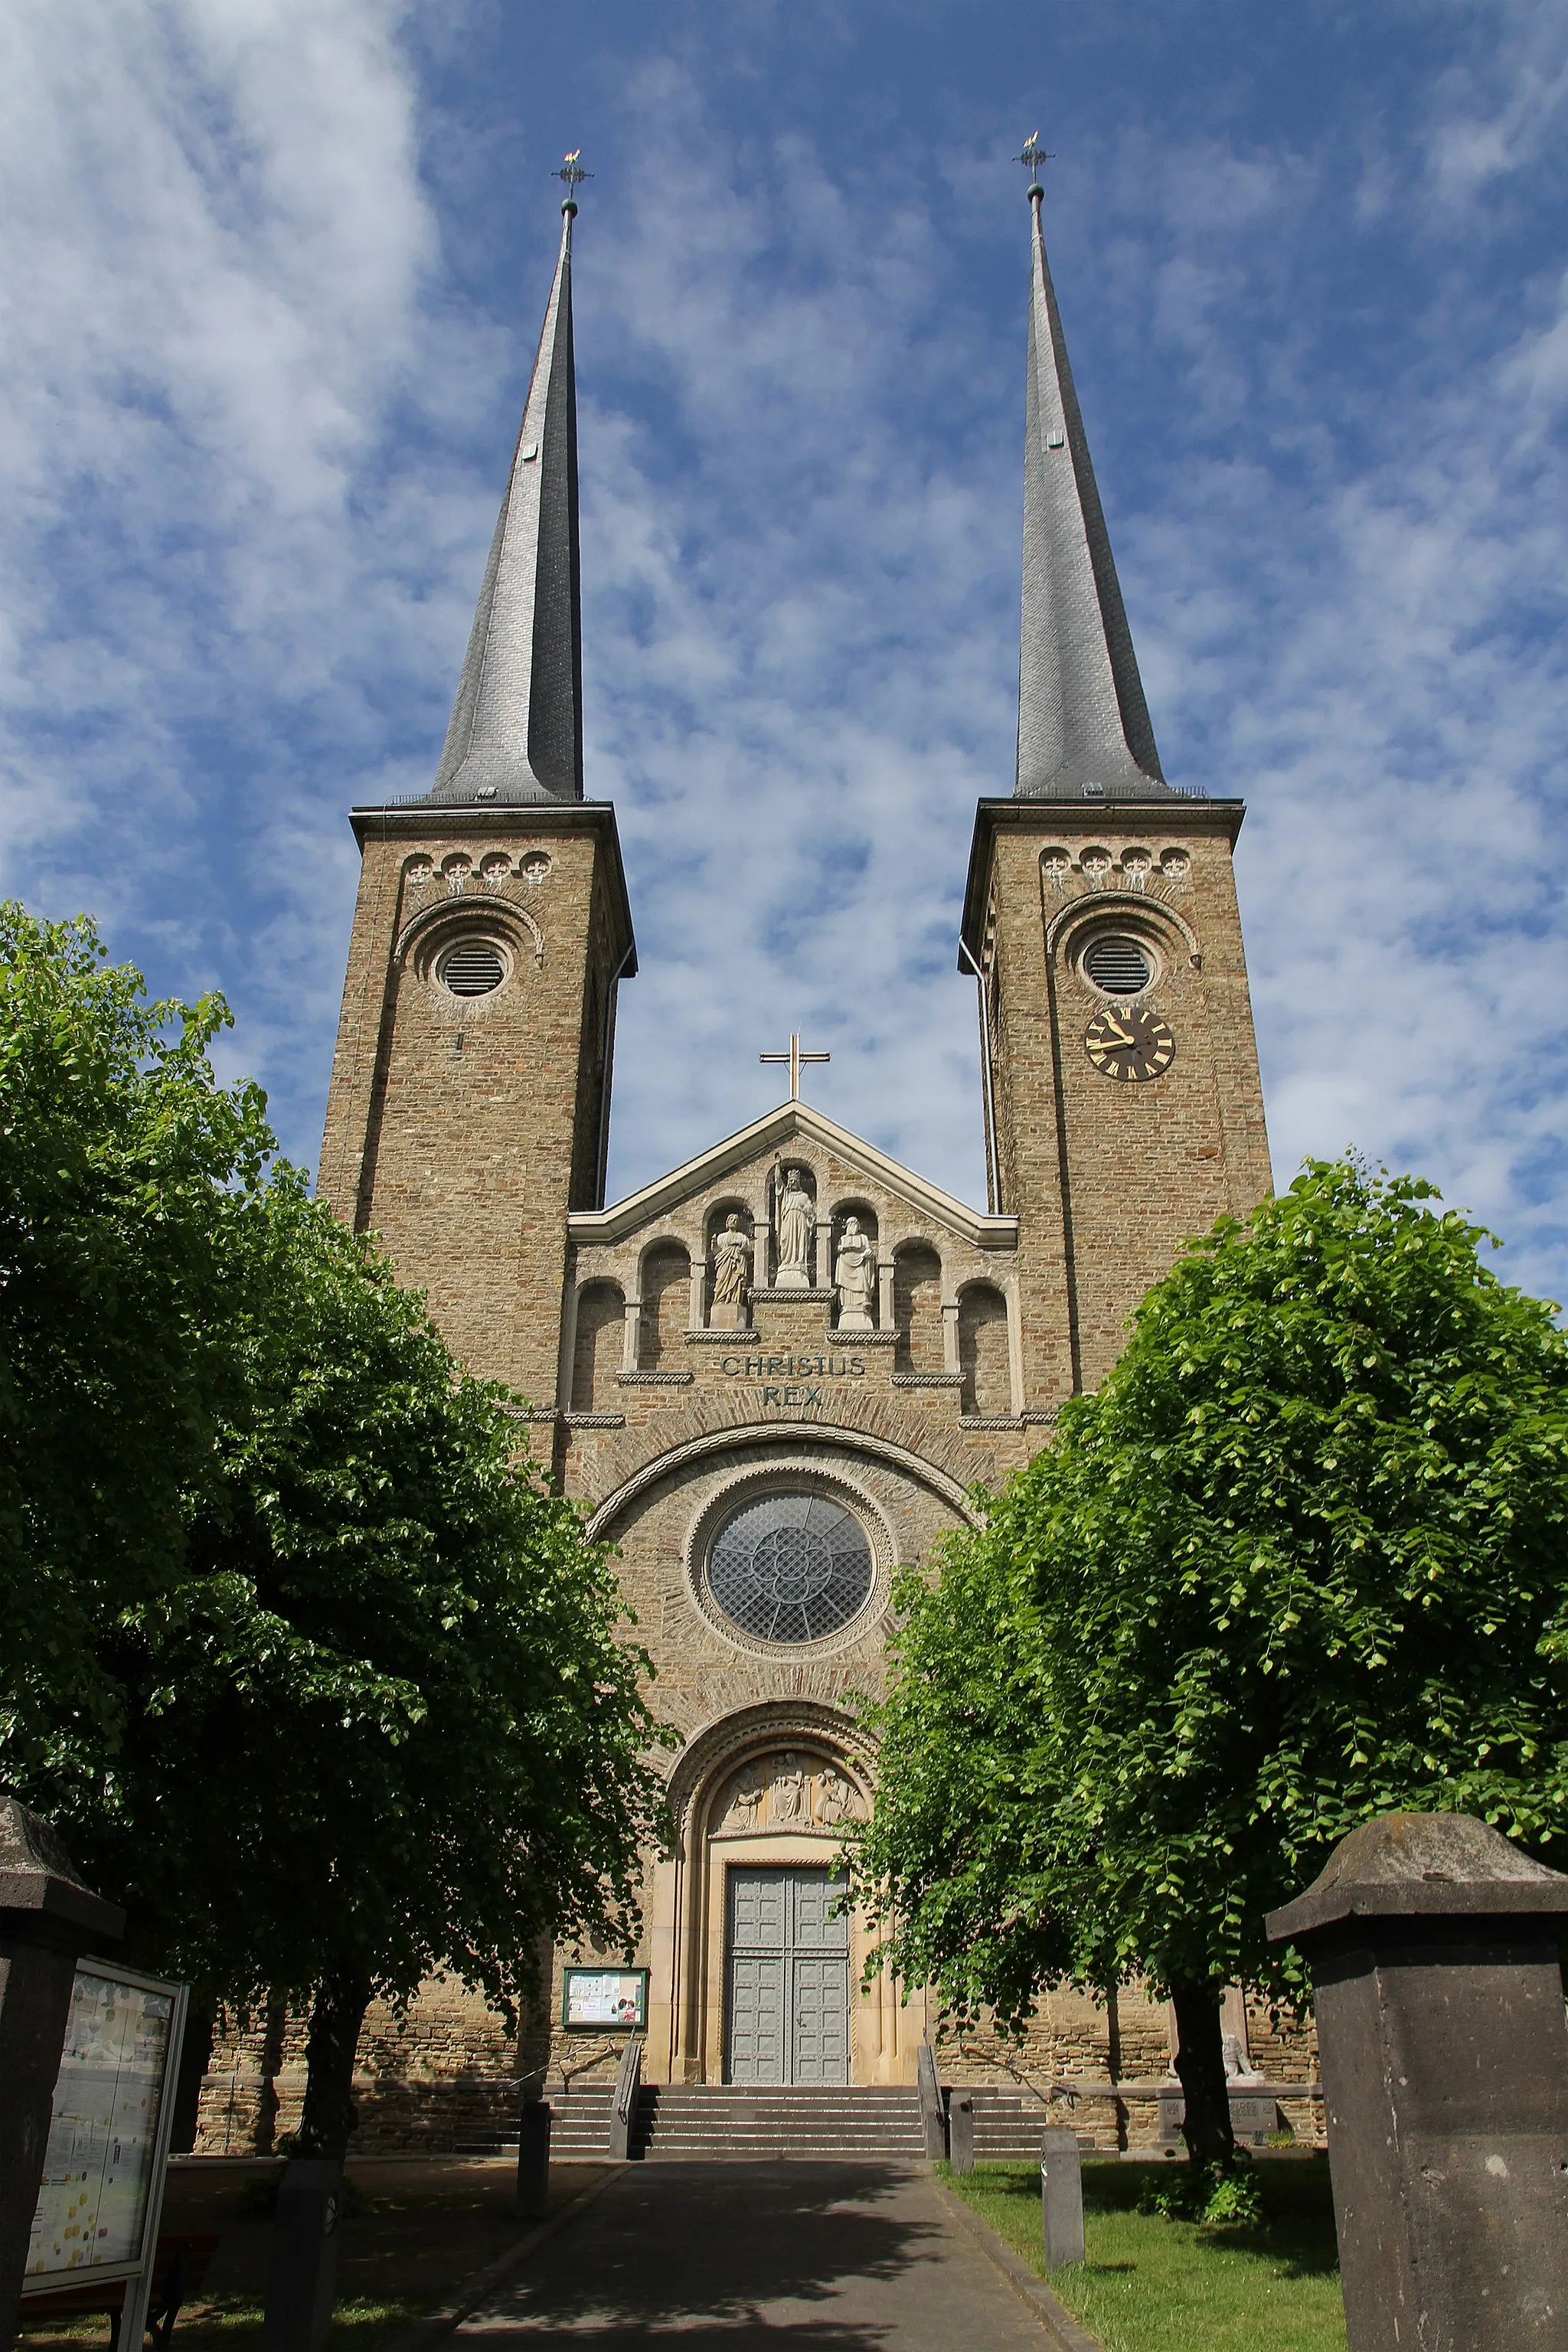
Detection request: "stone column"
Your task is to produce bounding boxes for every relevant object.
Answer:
[0,1802,126,2351]
[1267,1811,1568,2352]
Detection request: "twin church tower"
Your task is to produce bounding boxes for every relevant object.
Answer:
[301,165,1272,2117]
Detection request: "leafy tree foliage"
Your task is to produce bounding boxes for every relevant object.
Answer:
[0,903,270,1765]
[2,910,668,2156]
[857,1160,1568,2164]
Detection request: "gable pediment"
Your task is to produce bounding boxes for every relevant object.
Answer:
[567,1103,1016,1256]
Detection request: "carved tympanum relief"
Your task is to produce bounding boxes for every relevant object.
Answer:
[716,1751,864,1834]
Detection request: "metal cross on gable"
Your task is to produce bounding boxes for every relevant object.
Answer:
[760,1033,830,1102]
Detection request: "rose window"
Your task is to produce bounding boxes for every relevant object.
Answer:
[707,1494,874,1645]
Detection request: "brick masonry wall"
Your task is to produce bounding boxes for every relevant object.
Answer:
[316,807,632,1405]
[974,803,1272,1399]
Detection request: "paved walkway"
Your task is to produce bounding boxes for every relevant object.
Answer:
[452,2161,1050,2349]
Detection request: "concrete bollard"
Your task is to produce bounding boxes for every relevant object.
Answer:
[515,2100,551,2218]
[0,1802,125,2352]
[1039,2127,1085,2268]
[1268,1811,1568,2352]
[948,2092,975,2174]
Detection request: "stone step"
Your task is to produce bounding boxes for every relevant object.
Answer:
[460,2081,926,2162]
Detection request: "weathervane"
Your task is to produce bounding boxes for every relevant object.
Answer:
[1015,131,1054,198]
[554,150,593,211]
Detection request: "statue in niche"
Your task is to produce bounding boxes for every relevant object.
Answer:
[815,1766,857,1824]
[725,1769,767,1831]
[776,1168,814,1289]
[834,1217,876,1332]
[710,1214,753,1327]
[772,1756,808,1824]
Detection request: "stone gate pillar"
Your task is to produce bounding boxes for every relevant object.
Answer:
[1267,1811,1568,2351]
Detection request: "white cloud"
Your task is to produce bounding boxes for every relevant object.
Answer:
[2,2,1565,1312]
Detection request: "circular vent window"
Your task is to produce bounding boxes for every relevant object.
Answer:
[1083,935,1152,995]
[707,1493,874,1646]
[439,940,506,997]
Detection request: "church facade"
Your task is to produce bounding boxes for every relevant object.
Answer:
[195,178,1313,2155]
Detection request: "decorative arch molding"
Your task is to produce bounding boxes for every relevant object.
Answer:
[1042,887,1200,970]
[584,1419,978,1544]
[393,894,544,972]
[663,1697,874,1845]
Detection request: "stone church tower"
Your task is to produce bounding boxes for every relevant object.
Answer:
[201,178,1299,2155]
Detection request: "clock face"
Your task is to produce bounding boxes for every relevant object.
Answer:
[1084,1005,1175,1082]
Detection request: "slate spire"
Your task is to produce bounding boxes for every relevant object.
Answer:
[426,195,583,805]
[1015,170,1171,800]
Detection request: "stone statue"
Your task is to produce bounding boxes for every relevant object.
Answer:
[710,1214,753,1326]
[815,1766,856,1824]
[725,1770,767,1831]
[776,1168,814,1288]
[833,1217,875,1332]
[772,1756,808,1823]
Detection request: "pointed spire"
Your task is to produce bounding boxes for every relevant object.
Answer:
[1015,162,1171,800]
[426,191,584,805]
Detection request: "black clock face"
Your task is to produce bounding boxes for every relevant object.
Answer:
[1084,1006,1175,1082]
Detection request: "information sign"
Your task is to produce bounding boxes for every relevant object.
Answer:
[562,1967,648,2030]
[22,1961,188,2295]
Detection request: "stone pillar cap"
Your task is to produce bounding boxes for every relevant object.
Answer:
[0,1798,126,1942]
[1267,1810,1568,1945]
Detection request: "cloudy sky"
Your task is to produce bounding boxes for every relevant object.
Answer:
[3,0,1566,1299]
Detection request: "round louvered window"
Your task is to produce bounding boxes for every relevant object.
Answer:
[1083,935,1152,995]
[439,940,506,997]
[707,1493,874,1646]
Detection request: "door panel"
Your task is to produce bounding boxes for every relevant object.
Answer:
[727,1953,785,2082]
[726,1866,850,2084]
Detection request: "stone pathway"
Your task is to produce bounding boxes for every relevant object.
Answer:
[452,2161,1053,2348]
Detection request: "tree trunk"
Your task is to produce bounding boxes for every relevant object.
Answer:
[293,1974,371,2161]
[263,1978,370,2352]
[1170,1981,1236,2171]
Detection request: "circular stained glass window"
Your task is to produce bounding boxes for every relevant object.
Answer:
[707,1492,874,1645]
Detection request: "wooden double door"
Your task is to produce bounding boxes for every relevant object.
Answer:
[726,1866,850,2084]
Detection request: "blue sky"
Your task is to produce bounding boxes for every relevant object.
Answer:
[3,1,1566,1297]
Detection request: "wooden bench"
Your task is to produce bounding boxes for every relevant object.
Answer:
[18,2233,222,2350]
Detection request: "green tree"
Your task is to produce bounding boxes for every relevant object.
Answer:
[0,903,270,1767]
[856,1160,1568,2167]
[19,1170,668,2154]
[2,908,668,2159]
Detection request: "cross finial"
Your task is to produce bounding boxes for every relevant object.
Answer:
[760,1032,830,1102]
[1016,130,1054,200]
[554,149,592,214]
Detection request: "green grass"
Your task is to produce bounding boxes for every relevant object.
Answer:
[18,2296,421,2352]
[942,2159,1347,2352]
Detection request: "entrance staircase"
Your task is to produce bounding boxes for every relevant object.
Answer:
[463,2082,1048,2162]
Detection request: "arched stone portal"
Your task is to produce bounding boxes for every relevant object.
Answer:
[648,1702,926,2085]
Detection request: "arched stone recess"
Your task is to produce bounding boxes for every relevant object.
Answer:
[392,893,545,974]
[1042,888,1199,977]
[663,1698,874,1851]
[585,1420,977,1544]
[647,1697,926,2089]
